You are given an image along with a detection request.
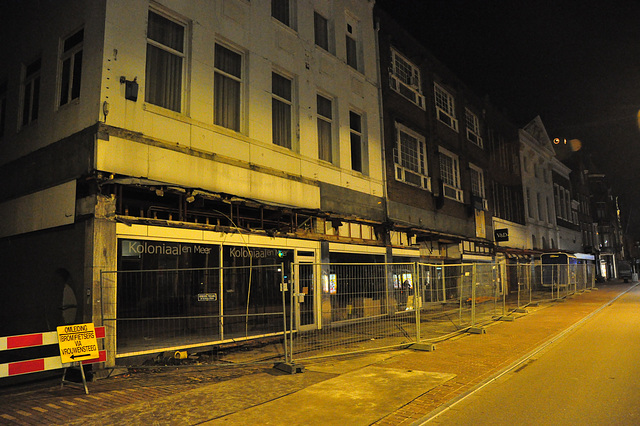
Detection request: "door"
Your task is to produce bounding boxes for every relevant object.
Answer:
[294,252,317,331]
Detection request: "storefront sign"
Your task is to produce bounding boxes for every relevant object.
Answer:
[121,240,213,256]
[495,228,509,242]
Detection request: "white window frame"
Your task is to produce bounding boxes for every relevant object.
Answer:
[349,110,364,173]
[272,0,295,29]
[145,8,188,113]
[21,58,41,128]
[389,47,425,109]
[393,123,430,190]
[214,43,243,132]
[314,11,331,52]
[58,28,83,107]
[317,93,333,163]
[271,71,293,149]
[438,146,463,202]
[469,163,487,209]
[434,83,458,131]
[465,108,483,148]
[345,13,360,71]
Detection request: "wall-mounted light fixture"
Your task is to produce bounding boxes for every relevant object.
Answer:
[120,76,138,101]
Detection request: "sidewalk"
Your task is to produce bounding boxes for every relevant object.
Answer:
[0,282,634,425]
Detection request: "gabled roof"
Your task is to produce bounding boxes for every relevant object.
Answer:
[521,116,555,155]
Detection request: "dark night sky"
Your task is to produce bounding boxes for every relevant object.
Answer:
[377,0,640,239]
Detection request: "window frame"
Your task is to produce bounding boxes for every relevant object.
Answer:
[272,0,295,29]
[316,93,333,163]
[394,122,431,191]
[0,81,6,137]
[145,8,188,113]
[345,14,360,71]
[58,28,84,108]
[271,71,293,149]
[349,110,364,173]
[469,163,487,209]
[438,146,463,202]
[434,83,458,132]
[389,47,425,109]
[465,108,483,148]
[213,43,243,132]
[21,57,41,128]
[314,11,330,52]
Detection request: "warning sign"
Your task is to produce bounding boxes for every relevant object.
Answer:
[56,323,100,363]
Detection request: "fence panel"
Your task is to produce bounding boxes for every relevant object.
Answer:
[101,264,288,361]
[290,263,419,360]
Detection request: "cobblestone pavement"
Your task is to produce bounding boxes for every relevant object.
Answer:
[0,282,633,425]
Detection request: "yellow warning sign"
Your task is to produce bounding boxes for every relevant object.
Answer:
[56,323,99,364]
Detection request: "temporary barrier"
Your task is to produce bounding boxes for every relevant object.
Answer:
[0,327,106,378]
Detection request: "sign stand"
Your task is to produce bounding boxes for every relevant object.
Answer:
[57,323,100,395]
[61,362,89,394]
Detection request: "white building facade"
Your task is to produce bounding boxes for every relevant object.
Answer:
[0,0,384,364]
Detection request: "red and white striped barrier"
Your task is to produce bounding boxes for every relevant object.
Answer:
[0,327,106,377]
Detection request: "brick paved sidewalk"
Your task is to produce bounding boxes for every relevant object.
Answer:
[0,282,632,425]
[373,282,634,425]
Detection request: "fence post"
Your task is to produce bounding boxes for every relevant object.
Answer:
[471,263,477,326]
[414,262,420,343]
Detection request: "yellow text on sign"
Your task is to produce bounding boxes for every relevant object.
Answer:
[56,323,99,364]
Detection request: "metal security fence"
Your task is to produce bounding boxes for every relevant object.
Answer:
[288,262,504,361]
[100,264,288,360]
[505,262,596,309]
[98,260,596,366]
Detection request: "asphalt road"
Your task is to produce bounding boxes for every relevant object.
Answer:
[426,285,640,426]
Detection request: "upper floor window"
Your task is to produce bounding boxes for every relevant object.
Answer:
[272,0,293,28]
[214,43,242,131]
[317,94,333,163]
[272,72,292,149]
[465,109,482,148]
[389,48,425,109]
[394,123,430,190]
[59,29,83,106]
[470,163,487,209]
[0,81,7,137]
[439,146,462,202]
[314,12,330,52]
[345,15,359,71]
[434,83,458,131]
[21,58,41,127]
[350,111,363,173]
[145,10,186,112]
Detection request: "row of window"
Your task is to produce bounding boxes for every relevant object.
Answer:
[393,122,484,204]
[389,48,483,148]
[0,28,83,137]
[144,8,365,171]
